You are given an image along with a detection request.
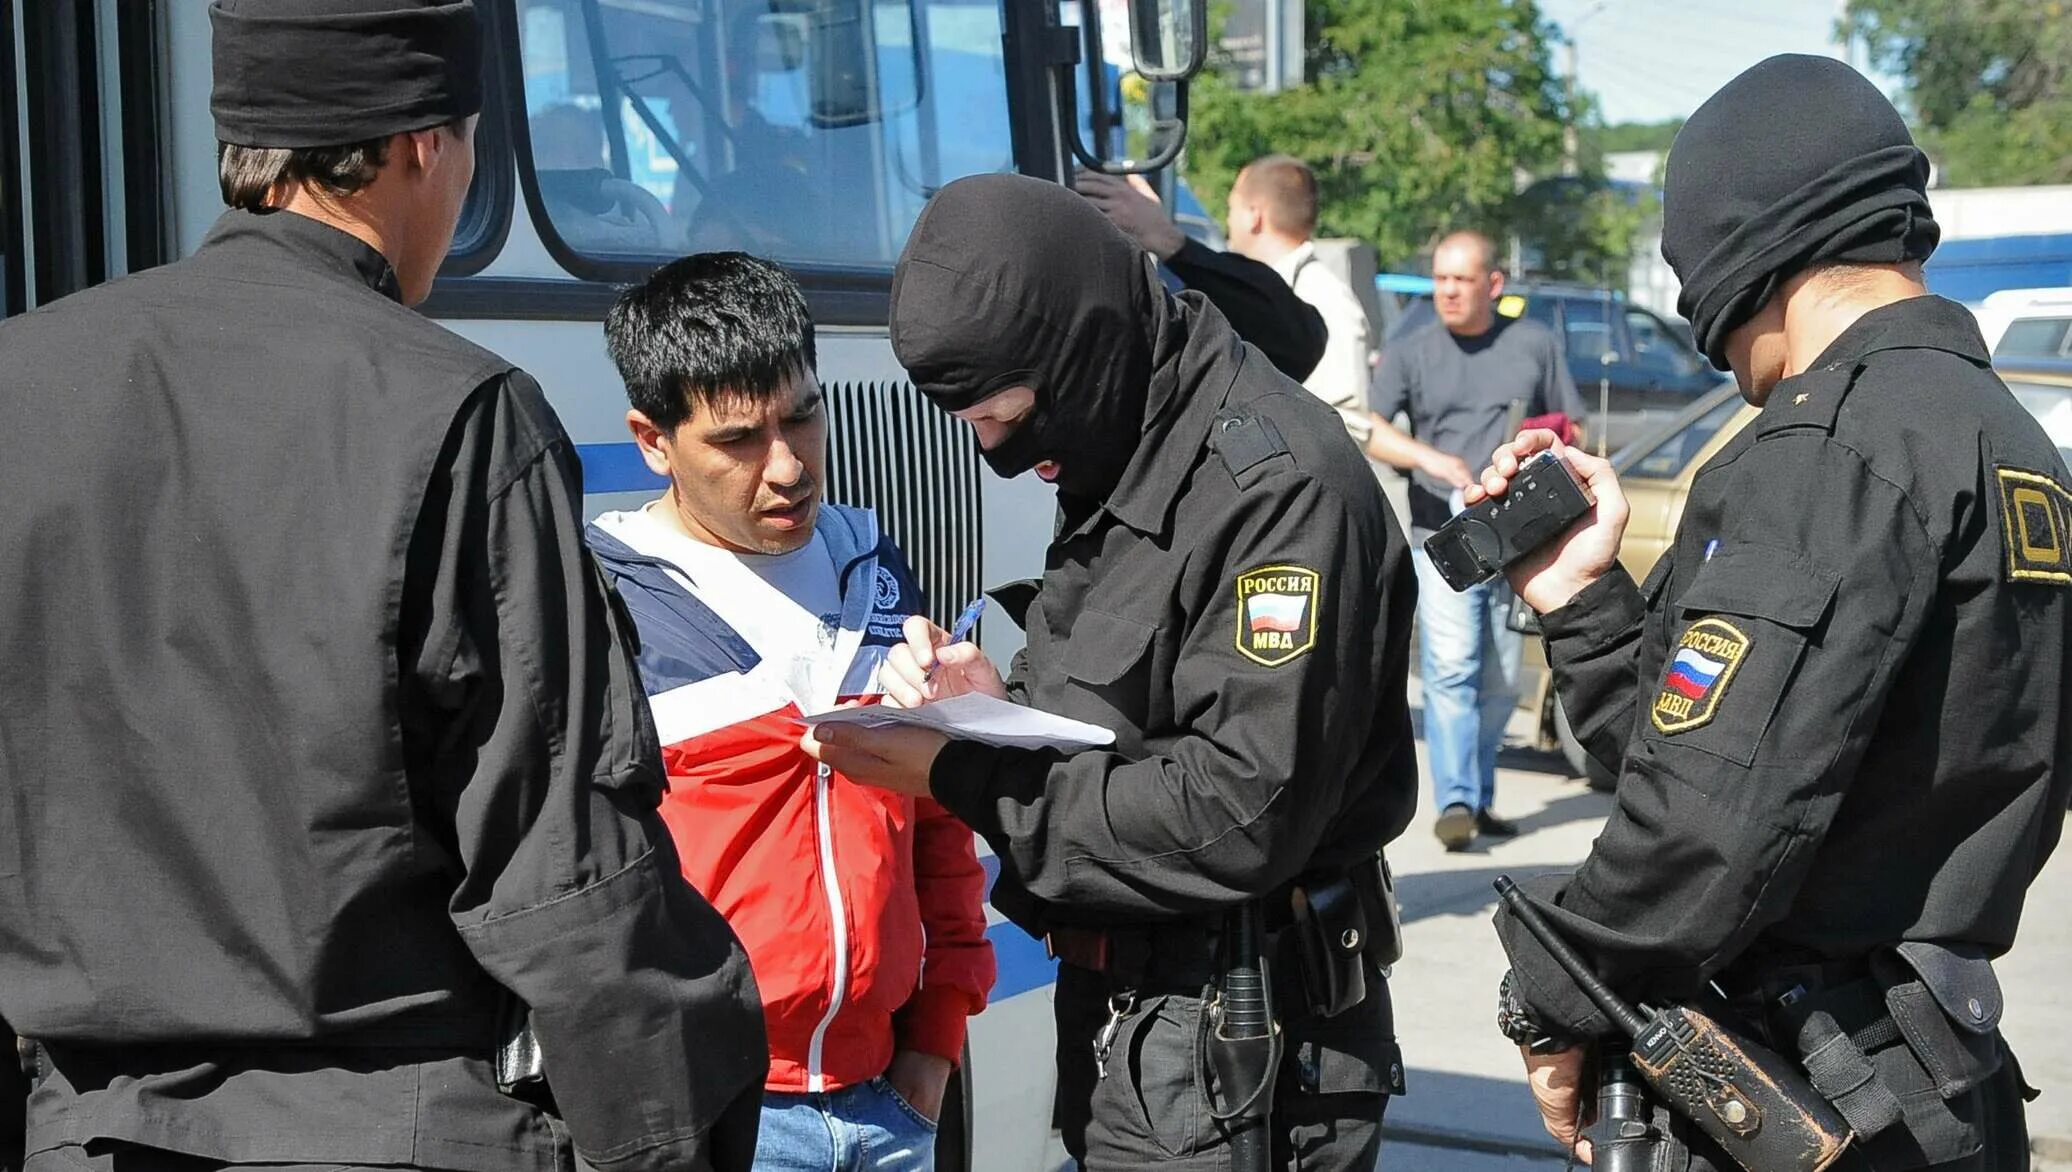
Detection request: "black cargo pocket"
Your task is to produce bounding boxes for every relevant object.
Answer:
[1644,544,1837,769]
[1090,993,1207,1159]
[1288,986,1406,1100]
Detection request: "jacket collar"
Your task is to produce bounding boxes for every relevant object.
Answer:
[1804,294,1990,372]
[199,208,404,302]
[1079,296,1245,539]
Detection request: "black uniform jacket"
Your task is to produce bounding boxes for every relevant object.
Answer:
[1498,297,2072,1037]
[930,295,1419,929]
[0,210,764,1171]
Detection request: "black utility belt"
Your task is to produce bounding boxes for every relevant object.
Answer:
[1046,856,1403,1021]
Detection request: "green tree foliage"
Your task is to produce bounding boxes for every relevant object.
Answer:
[1845,0,2072,186]
[1182,0,1576,269]
[1590,119,1683,155]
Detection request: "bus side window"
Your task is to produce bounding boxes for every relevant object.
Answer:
[511,0,1015,275]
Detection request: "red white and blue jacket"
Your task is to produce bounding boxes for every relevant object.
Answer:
[586,504,995,1092]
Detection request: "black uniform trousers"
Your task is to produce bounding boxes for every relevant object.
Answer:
[1054,961,1396,1171]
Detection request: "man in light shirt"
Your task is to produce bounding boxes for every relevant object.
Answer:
[1224,154,1376,444]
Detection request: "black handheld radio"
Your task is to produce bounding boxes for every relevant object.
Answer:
[1494,877,1852,1172]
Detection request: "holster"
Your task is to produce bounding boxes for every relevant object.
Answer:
[1772,943,2018,1168]
[1203,903,1283,1128]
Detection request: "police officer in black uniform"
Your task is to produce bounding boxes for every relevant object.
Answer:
[0,3,765,1170]
[1478,56,2069,1171]
[803,174,1420,1170]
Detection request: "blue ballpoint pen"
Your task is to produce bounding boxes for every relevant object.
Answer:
[928,597,988,685]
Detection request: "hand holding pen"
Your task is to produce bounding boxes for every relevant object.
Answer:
[879,598,1010,709]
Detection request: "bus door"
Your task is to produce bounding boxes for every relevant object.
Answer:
[2,0,170,317]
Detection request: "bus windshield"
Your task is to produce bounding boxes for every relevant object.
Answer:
[514,0,1013,271]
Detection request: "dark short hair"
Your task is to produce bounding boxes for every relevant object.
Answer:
[1236,154,1319,237]
[218,138,389,210]
[605,252,818,432]
[216,118,472,211]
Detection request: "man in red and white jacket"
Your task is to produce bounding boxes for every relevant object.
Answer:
[587,253,994,1171]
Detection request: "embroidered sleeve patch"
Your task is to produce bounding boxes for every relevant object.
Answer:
[1652,618,1750,734]
[1995,466,2072,586]
[1234,564,1319,667]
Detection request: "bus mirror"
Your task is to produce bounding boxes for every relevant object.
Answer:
[1127,0,1207,82]
[801,0,923,130]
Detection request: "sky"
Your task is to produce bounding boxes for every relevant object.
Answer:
[1535,0,1904,127]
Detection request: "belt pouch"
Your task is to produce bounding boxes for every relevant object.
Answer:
[1355,856,1405,970]
[1289,874,1368,1019]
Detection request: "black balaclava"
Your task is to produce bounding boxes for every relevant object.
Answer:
[210,0,483,149]
[890,174,1177,502]
[1663,54,1940,370]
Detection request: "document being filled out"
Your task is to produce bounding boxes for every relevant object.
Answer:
[806,693,1115,752]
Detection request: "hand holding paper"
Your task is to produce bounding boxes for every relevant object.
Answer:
[800,694,1115,798]
[809,693,1114,752]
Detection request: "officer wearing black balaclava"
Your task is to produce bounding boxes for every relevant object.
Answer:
[0,4,766,1171]
[802,172,1421,1169]
[1470,55,2067,1170]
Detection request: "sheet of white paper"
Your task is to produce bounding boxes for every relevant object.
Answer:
[806,693,1116,751]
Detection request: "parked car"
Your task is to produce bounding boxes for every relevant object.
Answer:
[1983,287,2072,360]
[1383,283,1730,456]
[1523,356,2072,789]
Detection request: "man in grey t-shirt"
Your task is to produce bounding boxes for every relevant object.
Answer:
[1367,230,1584,851]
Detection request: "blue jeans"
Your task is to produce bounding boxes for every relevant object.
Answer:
[1412,548,1524,815]
[755,1078,938,1172]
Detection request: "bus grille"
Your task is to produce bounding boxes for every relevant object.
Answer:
[823,380,983,633]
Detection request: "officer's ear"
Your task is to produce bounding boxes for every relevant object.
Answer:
[1487,267,1507,300]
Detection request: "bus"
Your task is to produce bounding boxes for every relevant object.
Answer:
[0,1,1205,1167]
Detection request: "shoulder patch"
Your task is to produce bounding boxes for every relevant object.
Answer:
[1234,564,1318,667]
[1652,618,1751,734]
[1995,466,2072,586]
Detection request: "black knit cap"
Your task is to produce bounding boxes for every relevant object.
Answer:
[1663,54,1939,370]
[210,0,483,149]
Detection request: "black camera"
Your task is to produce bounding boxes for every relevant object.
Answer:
[1422,452,1594,592]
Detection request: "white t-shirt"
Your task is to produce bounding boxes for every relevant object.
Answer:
[613,503,846,707]
[1272,240,1376,444]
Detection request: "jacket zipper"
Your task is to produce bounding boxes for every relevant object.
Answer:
[805,760,849,1091]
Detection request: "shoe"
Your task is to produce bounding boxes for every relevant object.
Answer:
[1434,804,1474,852]
[1476,810,1520,838]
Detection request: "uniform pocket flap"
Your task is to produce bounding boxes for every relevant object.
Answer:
[1064,610,1156,685]
[1893,942,2003,1034]
[1675,545,1839,629]
[1312,1037,1405,1096]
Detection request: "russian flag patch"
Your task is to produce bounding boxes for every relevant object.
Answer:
[1652,617,1750,734]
